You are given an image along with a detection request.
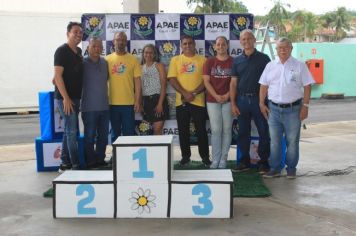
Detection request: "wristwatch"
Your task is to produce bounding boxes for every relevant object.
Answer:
[303,103,310,108]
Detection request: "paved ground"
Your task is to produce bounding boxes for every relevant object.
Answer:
[0,120,355,236]
[0,97,356,145]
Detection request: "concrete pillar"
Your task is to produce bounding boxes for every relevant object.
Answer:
[123,0,158,13]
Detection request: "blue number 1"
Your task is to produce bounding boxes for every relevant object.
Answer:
[192,184,213,215]
[76,184,96,215]
[132,148,154,178]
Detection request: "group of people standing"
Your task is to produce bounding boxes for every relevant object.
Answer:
[54,21,314,179]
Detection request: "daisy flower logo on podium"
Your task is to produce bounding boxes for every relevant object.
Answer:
[129,187,156,214]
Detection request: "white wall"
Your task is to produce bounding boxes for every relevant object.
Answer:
[0,0,192,14]
[0,12,82,110]
[0,0,123,14]
[0,0,123,110]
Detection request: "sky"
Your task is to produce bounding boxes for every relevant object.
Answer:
[159,0,356,15]
[0,0,355,15]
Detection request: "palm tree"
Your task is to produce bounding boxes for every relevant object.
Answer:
[290,10,317,42]
[186,0,248,13]
[320,7,350,41]
[333,7,351,40]
[320,12,334,29]
[288,10,304,41]
[223,0,248,13]
[262,0,290,37]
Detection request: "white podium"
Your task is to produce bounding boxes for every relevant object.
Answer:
[170,170,233,218]
[53,135,234,218]
[113,135,174,182]
[53,171,114,218]
[113,135,173,218]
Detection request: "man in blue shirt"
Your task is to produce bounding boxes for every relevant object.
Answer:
[81,37,109,169]
[230,29,271,173]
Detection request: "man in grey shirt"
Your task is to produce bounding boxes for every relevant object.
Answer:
[81,37,109,169]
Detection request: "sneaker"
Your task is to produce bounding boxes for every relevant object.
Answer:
[218,161,227,169]
[210,161,219,169]
[202,158,211,167]
[258,164,270,174]
[97,161,108,167]
[286,170,296,179]
[232,163,250,172]
[263,170,281,178]
[179,158,191,166]
[71,165,81,170]
[86,163,100,170]
[58,164,72,173]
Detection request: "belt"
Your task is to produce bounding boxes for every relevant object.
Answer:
[270,99,301,108]
[144,94,159,99]
[240,93,258,97]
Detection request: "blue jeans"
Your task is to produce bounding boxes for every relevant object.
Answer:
[268,101,301,173]
[110,105,135,143]
[81,110,109,166]
[237,95,270,165]
[57,99,80,167]
[207,102,232,168]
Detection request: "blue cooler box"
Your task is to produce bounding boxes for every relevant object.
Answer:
[38,91,63,140]
[35,135,85,172]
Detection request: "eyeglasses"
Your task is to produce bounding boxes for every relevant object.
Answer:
[276,46,291,51]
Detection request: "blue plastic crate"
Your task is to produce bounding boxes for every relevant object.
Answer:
[35,135,85,172]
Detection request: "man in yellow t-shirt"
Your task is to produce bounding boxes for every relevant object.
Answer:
[167,35,211,167]
[106,31,141,142]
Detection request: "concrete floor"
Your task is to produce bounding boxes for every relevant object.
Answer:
[0,121,356,236]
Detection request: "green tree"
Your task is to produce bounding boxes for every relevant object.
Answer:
[289,10,318,42]
[320,12,334,29]
[262,0,290,37]
[320,7,350,41]
[333,7,351,40]
[186,0,248,13]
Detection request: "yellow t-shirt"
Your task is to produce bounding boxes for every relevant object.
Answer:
[167,54,206,107]
[106,53,141,105]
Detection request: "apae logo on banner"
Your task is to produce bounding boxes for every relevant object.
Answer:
[180,15,205,39]
[156,40,180,67]
[229,14,253,40]
[82,14,106,41]
[131,14,155,40]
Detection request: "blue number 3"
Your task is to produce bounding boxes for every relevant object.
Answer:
[192,184,213,215]
[76,184,96,215]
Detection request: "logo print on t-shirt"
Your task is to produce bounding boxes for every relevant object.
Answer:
[211,65,232,78]
[112,62,126,74]
[180,62,195,74]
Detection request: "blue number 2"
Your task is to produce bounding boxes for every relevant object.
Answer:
[132,148,154,178]
[192,184,213,215]
[76,184,96,215]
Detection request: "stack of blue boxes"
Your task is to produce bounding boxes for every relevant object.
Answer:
[35,91,85,171]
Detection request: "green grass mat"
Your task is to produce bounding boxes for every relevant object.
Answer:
[43,187,53,198]
[174,161,271,198]
[43,161,271,198]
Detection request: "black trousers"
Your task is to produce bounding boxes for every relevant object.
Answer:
[176,103,209,160]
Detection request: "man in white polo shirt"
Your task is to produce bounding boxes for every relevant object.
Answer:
[259,37,315,179]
